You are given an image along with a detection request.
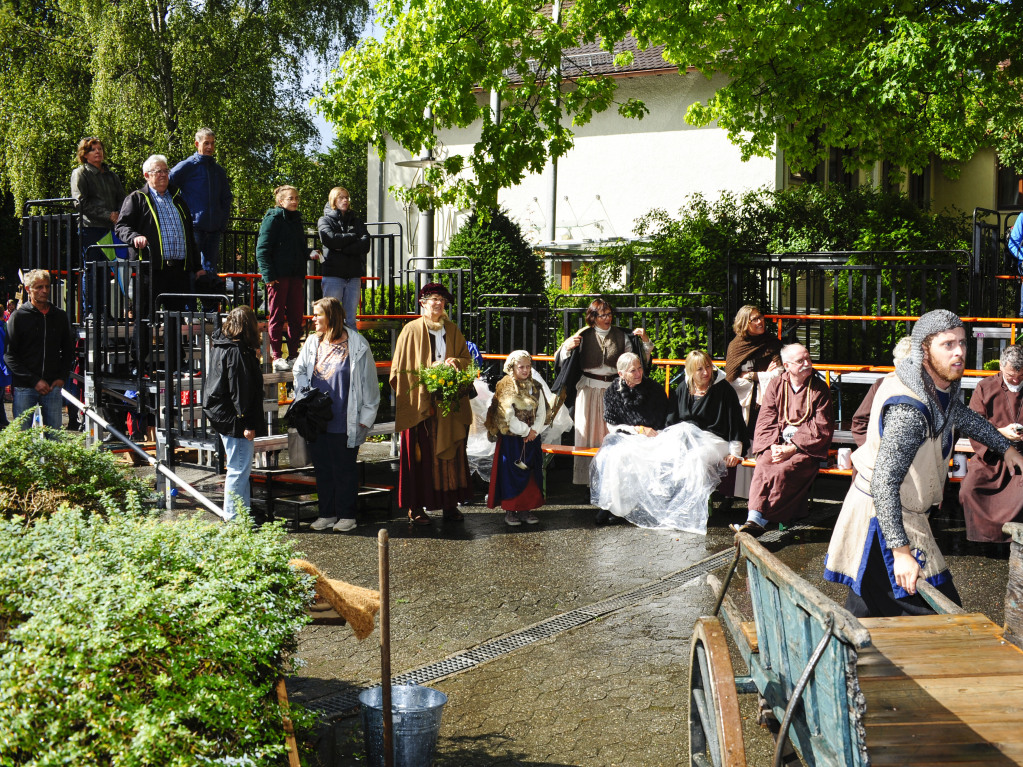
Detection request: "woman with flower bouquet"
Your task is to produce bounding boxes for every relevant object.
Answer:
[484,350,553,526]
[390,283,474,525]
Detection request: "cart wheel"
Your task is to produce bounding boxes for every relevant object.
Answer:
[689,616,746,767]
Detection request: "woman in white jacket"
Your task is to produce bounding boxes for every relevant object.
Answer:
[292,296,380,532]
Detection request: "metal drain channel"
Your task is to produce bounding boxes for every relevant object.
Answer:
[304,519,827,719]
[304,547,741,719]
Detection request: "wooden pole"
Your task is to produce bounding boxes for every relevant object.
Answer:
[378,528,393,767]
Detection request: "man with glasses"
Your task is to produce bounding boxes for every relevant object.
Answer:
[115,155,206,370]
[731,343,834,536]
[4,270,73,430]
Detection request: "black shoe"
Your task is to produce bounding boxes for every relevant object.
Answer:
[729,520,766,538]
[442,506,464,522]
[594,508,612,526]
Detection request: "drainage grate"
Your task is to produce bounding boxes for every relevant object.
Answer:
[303,522,818,719]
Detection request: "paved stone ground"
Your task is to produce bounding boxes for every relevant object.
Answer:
[144,438,1013,766]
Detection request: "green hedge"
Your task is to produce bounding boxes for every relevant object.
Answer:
[0,420,147,520]
[0,509,312,766]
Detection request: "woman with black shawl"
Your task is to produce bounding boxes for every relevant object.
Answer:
[590,352,738,533]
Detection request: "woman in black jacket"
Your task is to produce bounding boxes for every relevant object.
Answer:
[202,305,265,519]
[317,186,370,329]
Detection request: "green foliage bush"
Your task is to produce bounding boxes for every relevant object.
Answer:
[0,421,147,520]
[591,184,972,300]
[442,208,546,306]
[0,509,312,766]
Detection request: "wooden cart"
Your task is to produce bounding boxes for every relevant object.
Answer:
[690,530,1023,767]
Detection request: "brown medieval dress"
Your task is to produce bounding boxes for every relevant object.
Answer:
[389,315,473,512]
[959,374,1023,542]
[747,372,835,524]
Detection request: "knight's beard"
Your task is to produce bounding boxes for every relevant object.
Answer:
[924,348,964,383]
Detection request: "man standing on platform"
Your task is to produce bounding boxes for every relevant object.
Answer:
[959,344,1023,544]
[4,270,73,430]
[169,128,232,281]
[825,311,1023,617]
[731,343,834,535]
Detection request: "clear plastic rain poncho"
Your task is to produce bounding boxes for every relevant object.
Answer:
[589,421,730,535]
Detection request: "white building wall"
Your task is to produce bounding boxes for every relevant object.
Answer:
[368,70,779,255]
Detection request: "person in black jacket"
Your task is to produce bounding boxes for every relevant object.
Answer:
[317,186,370,328]
[202,305,265,519]
[4,270,74,431]
[115,154,206,310]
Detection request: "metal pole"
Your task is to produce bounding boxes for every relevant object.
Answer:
[61,389,230,520]
[547,0,562,243]
[378,528,394,767]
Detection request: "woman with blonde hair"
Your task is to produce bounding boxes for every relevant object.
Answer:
[317,186,370,327]
[589,349,746,534]
[256,185,309,372]
[292,297,380,532]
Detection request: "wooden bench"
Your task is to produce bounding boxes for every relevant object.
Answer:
[252,422,397,468]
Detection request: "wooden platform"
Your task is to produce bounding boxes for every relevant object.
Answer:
[856,613,1023,765]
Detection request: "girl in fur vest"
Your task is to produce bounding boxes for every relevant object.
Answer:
[485,350,551,526]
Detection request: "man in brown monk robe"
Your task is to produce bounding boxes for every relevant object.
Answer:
[731,343,834,535]
[959,344,1023,543]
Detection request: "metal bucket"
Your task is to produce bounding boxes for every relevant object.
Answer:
[359,684,448,767]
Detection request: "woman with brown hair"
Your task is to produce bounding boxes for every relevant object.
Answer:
[389,283,474,525]
[70,136,126,317]
[292,296,380,532]
[725,304,783,427]
[202,305,265,519]
[552,298,653,484]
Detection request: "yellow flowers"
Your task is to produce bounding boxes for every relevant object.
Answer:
[408,362,479,417]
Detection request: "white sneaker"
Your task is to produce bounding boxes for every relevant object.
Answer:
[310,516,339,531]
[333,518,357,532]
[272,357,291,372]
[504,511,522,527]
[519,511,539,525]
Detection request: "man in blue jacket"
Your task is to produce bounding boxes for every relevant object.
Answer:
[169,128,232,278]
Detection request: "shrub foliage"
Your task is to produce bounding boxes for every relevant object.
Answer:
[442,208,546,306]
[0,422,148,520]
[0,509,312,766]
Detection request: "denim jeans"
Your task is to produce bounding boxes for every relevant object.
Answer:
[13,386,64,430]
[194,229,223,275]
[321,276,361,327]
[221,434,254,519]
[311,431,359,521]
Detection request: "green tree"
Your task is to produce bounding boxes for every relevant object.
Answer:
[317,0,648,213]
[319,0,1023,211]
[0,0,369,216]
[442,208,545,304]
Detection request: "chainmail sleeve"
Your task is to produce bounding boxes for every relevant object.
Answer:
[871,404,930,549]
[951,400,1013,454]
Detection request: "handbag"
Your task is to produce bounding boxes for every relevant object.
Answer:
[284,386,333,441]
[288,428,311,467]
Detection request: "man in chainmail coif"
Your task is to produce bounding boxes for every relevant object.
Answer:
[823,310,1023,617]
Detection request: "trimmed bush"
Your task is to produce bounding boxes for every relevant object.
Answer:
[442,208,546,305]
[0,420,147,520]
[0,508,312,766]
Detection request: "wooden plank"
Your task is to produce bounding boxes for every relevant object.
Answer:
[740,621,759,654]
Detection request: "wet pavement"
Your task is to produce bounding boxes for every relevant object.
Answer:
[155,443,1014,766]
